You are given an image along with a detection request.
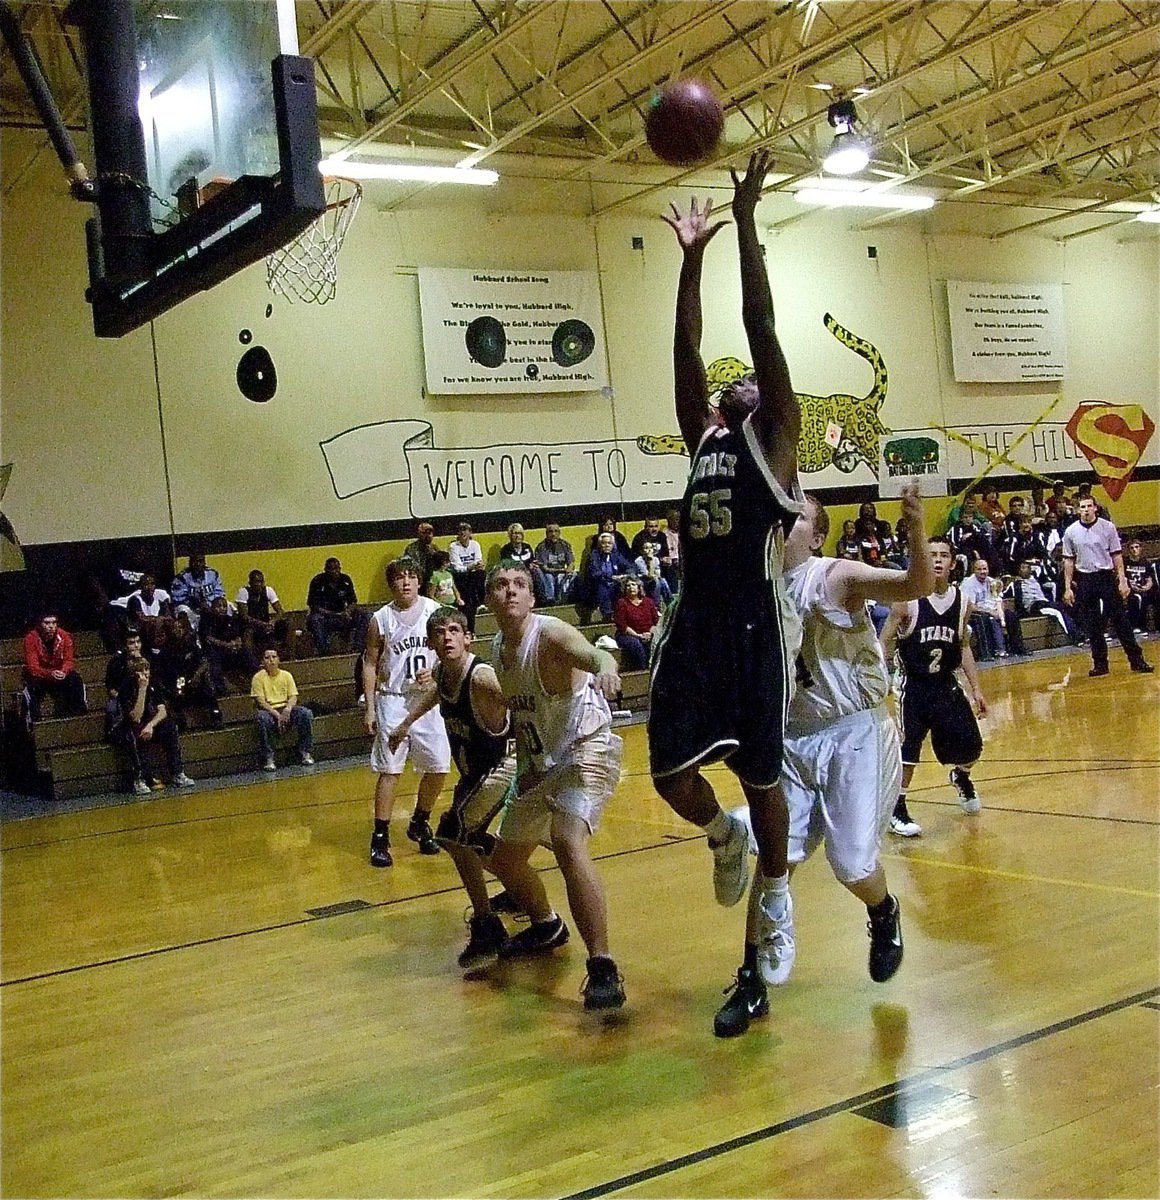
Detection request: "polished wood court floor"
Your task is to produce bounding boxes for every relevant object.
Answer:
[2,647,1158,1198]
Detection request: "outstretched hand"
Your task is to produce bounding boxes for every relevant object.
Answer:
[729,149,773,219]
[898,482,925,528]
[661,197,729,253]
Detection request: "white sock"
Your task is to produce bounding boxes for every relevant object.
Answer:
[760,873,790,916]
[705,808,733,845]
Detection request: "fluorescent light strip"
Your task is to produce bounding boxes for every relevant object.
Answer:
[1136,208,1160,223]
[794,187,934,211]
[318,157,498,186]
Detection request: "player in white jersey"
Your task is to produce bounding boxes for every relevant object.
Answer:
[715,486,934,1038]
[362,558,451,867]
[486,562,627,1011]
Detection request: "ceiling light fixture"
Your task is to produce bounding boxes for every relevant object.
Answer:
[794,186,934,211]
[1135,207,1160,223]
[318,157,498,186]
[822,98,869,176]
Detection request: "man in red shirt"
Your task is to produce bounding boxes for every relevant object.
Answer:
[22,613,87,720]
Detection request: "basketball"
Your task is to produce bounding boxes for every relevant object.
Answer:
[645,79,725,167]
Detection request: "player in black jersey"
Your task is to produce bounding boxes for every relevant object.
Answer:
[650,150,803,1002]
[388,607,548,970]
[881,536,988,837]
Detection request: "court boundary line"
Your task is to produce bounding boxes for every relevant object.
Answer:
[559,986,1160,1200]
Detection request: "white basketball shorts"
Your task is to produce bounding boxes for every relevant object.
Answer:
[370,693,452,776]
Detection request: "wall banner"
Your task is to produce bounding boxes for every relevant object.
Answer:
[417,268,609,395]
[877,431,949,498]
[947,280,1067,383]
[320,420,687,517]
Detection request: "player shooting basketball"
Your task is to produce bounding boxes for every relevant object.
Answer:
[649,150,805,1027]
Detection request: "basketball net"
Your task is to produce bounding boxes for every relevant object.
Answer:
[266,176,362,304]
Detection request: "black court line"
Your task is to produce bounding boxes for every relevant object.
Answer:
[561,986,1160,1200]
[1142,1001,1160,1011]
[0,834,701,988]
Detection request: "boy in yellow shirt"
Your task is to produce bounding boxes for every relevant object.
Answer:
[251,649,315,771]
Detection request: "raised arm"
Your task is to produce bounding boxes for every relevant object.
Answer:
[661,198,729,452]
[829,486,935,612]
[539,619,620,702]
[730,150,800,489]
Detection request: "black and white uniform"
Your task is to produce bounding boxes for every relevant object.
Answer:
[434,655,516,854]
[369,597,451,775]
[896,587,983,768]
[778,556,901,883]
[649,414,802,788]
[493,614,622,843]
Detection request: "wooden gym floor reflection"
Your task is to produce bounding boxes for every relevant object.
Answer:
[2,648,1157,1198]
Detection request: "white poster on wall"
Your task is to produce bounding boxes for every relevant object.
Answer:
[418,268,608,395]
[947,280,1067,383]
[877,431,949,498]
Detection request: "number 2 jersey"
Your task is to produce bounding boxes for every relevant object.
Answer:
[896,587,967,682]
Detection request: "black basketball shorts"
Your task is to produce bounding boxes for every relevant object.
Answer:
[898,676,983,767]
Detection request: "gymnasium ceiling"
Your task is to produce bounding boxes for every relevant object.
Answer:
[3,0,1160,238]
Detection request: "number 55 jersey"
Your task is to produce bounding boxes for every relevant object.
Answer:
[649,414,803,789]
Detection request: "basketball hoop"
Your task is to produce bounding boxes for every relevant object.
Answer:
[266,175,362,304]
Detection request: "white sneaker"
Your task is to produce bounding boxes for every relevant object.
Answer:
[756,890,795,986]
[950,768,981,814]
[710,813,750,907]
[262,755,276,772]
[173,772,195,788]
[299,752,315,766]
[132,778,152,796]
[889,814,922,837]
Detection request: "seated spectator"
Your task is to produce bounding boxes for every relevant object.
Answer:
[854,502,895,565]
[1042,509,1064,559]
[499,523,535,570]
[251,649,315,771]
[1124,539,1160,633]
[1046,479,1070,515]
[200,595,258,696]
[834,519,861,561]
[22,613,87,721]
[630,517,671,572]
[425,549,462,608]
[886,517,909,569]
[979,487,1005,535]
[945,489,988,533]
[113,657,194,794]
[662,507,681,593]
[634,541,673,606]
[104,629,154,735]
[593,515,632,560]
[448,522,486,631]
[403,522,438,589]
[533,523,576,605]
[125,575,173,649]
[90,547,154,650]
[306,556,369,655]
[152,617,220,727]
[961,559,1023,658]
[1029,483,1049,525]
[1003,517,1048,576]
[947,512,990,579]
[170,553,225,631]
[1003,495,1028,537]
[1004,561,1078,642]
[586,531,636,619]
[613,578,660,670]
[236,568,289,657]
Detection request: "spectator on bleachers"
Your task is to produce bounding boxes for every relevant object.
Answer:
[1043,509,1064,557]
[1046,479,1070,515]
[90,546,154,649]
[630,517,671,570]
[306,557,368,655]
[947,510,991,580]
[425,549,462,608]
[854,502,895,565]
[236,569,289,658]
[170,553,225,631]
[980,487,1006,535]
[403,522,439,589]
[662,507,681,593]
[613,577,660,670]
[1124,539,1160,633]
[1003,495,1028,537]
[1005,561,1077,642]
[499,523,535,570]
[125,575,172,649]
[834,519,861,561]
[945,489,987,532]
[886,516,910,568]
[201,595,257,696]
[1002,517,1048,575]
[449,522,486,632]
[586,531,636,619]
[533,523,576,605]
[104,629,152,734]
[251,649,314,771]
[1029,483,1049,526]
[594,515,633,560]
[152,617,220,727]
[962,558,1017,658]
[114,657,194,794]
[634,540,673,606]
[22,613,87,721]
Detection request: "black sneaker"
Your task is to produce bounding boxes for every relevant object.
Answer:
[370,829,392,868]
[498,914,570,958]
[458,913,509,969]
[407,815,441,855]
[582,956,626,1011]
[713,965,768,1038]
[1089,665,1109,677]
[1131,660,1154,674]
[490,889,521,914]
[889,798,922,838]
[867,895,904,983]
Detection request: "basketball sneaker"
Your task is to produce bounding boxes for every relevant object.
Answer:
[713,965,768,1038]
[131,777,152,796]
[581,956,626,1010]
[889,798,922,837]
[950,768,981,814]
[755,890,795,986]
[370,829,392,868]
[406,814,441,855]
[458,913,509,969]
[489,890,522,915]
[867,894,904,983]
[709,812,750,907]
[498,914,570,958]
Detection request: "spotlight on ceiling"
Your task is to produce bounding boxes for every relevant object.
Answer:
[823,98,869,176]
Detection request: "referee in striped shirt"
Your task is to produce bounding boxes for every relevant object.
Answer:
[1061,497,1153,677]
